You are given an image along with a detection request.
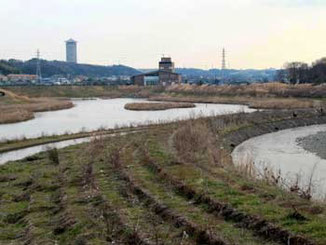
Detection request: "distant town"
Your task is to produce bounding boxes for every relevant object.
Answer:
[0,38,280,86]
[2,38,325,87]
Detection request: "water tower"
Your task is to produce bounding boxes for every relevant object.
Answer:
[65,39,77,63]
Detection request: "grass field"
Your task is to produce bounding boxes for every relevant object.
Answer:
[0,110,325,244]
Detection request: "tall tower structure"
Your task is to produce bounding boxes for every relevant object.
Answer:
[221,48,226,70]
[159,57,175,73]
[36,49,42,83]
[65,39,77,63]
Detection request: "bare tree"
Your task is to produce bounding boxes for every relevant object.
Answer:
[310,58,326,84]
[283,62,309,84]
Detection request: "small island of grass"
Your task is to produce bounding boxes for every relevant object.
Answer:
[124,102,196,111]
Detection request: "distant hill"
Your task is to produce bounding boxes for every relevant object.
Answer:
[0,59,141,77]
[0,60,21,75]
[0,59,277,83]
[138,67,278,83]
[176,68,278,83]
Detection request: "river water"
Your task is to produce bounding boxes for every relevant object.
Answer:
[232,124,326,199]
[0,98,254,164]
[0,138,91,165]
[0,98,254,141]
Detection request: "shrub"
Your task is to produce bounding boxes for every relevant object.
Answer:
[47,147,60,165]
[173,121,220,165]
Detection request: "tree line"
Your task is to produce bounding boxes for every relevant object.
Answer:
[277,57,326,84]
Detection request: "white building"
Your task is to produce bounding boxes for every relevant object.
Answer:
[65,39,77,63]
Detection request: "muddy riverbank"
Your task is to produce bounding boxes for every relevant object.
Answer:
[226,110,326,148]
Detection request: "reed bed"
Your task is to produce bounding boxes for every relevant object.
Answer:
[0,107,34,124]
[166,83,326,98]
[150,95,316,109]
[0,89,73,124]
[124,102,195,111]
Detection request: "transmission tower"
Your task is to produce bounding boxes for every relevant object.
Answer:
[36,49,42,83]
[220,48,227,84]
[221,48,226,70]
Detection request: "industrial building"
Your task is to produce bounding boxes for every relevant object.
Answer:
[7,74,38,83]
[132,57,182,86]
[65,39,77,63]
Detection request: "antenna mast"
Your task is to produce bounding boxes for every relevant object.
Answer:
[36,49,42,83]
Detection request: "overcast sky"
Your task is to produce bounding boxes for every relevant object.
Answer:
[0,0,325,69]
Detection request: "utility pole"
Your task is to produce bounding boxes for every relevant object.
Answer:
[36,49,42,83]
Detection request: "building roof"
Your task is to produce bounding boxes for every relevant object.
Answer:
[66,38,77,43]
[7,74,37,78]
[131,70,180,78]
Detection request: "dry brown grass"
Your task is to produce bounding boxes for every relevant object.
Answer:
[0,88,73,124]
[173,120,221,166]
[124,102,195,111]
[24,98,73,112]
[166,83,326,98]
[0,107,34,124]
[248,98,315,109]
[6,82,326,99]
[150,94,318,109]
[4,85,162,98]
[0,88,31,102]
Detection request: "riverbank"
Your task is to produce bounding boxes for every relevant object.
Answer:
[2,85,159,98]
[0,124,157,154]
[225,110,326,147]
[1,109,326,244]
[5,83,326,99]
[124,102,195,111]
[0,88,73,124]
[4,84,326,110]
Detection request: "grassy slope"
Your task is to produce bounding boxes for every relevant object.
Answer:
[1,111,325,244]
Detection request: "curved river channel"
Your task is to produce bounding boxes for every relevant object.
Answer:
[232,124,326,199]
[0,98,254,164]
[0,98,254,140]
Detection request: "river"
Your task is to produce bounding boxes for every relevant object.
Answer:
[232,124,326,199]
[0,98,254,164]
[0,98,254,141]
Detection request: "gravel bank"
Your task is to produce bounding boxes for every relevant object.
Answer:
[297,131,326,160]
